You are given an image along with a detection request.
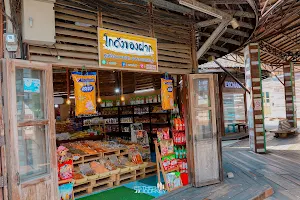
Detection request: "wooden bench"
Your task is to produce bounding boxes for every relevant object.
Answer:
[270,128,298,138]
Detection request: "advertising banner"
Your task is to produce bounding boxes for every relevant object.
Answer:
[98,28,158,72]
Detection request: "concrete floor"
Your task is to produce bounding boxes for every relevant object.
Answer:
[158,132,300,200]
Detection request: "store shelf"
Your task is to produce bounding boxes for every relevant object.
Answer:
[56,135,105,145]
[151,122,169,125]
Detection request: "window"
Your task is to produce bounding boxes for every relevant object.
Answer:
[263,92,270,103]
[16,68,50,182]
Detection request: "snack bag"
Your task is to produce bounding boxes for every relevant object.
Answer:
[161,78,174,110]
[58,160,73,180]
[162,155,170,171]
[59,183,74,200]
[169,154,177,169]
[167,139,174,155]
[162,128,170,140]
[160,140,169,156]
[72,72,97,116]
[157,128,164,142]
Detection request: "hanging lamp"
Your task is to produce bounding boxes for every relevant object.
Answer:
[97,70,102,103]
[66,68,71,105]
[120,71,125,102]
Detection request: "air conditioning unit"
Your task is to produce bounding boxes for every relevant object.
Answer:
[22,0,56,45]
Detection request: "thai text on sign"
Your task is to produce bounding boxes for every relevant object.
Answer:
[98,28,158,72]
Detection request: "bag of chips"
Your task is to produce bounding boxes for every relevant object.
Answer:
[59,183,74,200]
[72,72,97,116]
[161,78,174,110]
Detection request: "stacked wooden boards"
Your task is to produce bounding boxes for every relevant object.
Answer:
[28,0,195,74]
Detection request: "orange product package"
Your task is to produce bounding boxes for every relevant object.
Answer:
[161,78,174,110]
[72,72,97,116]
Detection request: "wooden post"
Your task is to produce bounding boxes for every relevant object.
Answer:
[283,62,297,127]
[214,75,224,182]
[244,43,266,153]
[218,74,225,137]
[191,25,197,74]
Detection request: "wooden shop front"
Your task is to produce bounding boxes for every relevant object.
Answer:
[0,1,223,199]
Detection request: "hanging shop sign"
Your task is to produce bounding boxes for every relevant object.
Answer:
[98,28,158,72]
[72,72,97,116]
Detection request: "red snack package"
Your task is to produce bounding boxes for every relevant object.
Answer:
[58,160,73,180]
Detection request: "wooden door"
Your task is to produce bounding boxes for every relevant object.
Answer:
[0,62,7,200]
[2,59,58,199]
[188,74,221,187]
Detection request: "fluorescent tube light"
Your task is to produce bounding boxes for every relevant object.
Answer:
[178,0,223,19]
[134,88,155,94]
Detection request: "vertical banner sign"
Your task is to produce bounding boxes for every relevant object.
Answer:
[72,72,97,116]
[98,28,158,72]
[244,46,255,152]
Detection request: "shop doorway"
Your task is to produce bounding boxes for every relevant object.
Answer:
[2,59,58,200]
[187,74,221,187]
[2,59,222,199]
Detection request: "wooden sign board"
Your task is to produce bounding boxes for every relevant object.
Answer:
[98,28,158,72]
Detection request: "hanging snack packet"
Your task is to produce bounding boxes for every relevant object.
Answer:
[162,128,170,140]
[160,140,169,156]
[59,183,74,200]
[167,139,174,155]
[72,72,97,116]
[161,78,174,110]
[157,128,164,142]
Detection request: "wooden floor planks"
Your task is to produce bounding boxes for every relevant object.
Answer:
[159,133,300,200]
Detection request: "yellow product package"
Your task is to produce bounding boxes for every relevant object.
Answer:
[72,72,97,116]
[161,78,174,110]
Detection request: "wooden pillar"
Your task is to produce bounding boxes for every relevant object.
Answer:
[244,43,266,153]
[283,62,297,127]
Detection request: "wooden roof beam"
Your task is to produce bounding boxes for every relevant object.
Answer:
[198,0,249,4]
[211,25,250,37]
[140,0,193,14]
[198,32,241,46]
[178,0,232,19]
[197,19,231,59]
[195,18,221,27]
[196,18,253,29]
[198,42,229,53]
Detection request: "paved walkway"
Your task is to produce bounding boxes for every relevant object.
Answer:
[158,132,300,200]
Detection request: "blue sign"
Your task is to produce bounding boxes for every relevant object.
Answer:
[23,78,40,93]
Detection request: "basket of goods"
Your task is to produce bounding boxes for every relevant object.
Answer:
[79,163,98,180]
[129,150,144,165]
[109,155,130,173]
[99,158,120,175]
[73,173,87,184]
[90,161,110,178]
[120,156,139,170]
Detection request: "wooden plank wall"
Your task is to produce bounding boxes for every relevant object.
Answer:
[28,0,194,74]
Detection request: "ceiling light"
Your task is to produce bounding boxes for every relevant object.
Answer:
[66,99,71,105]
[97,97,102,103]
[54,104,59,108]
[230,18,240,29]
[121,95,125,102]
[134,88,155,94]
[178,0,223,19]
[115,88,120,93]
